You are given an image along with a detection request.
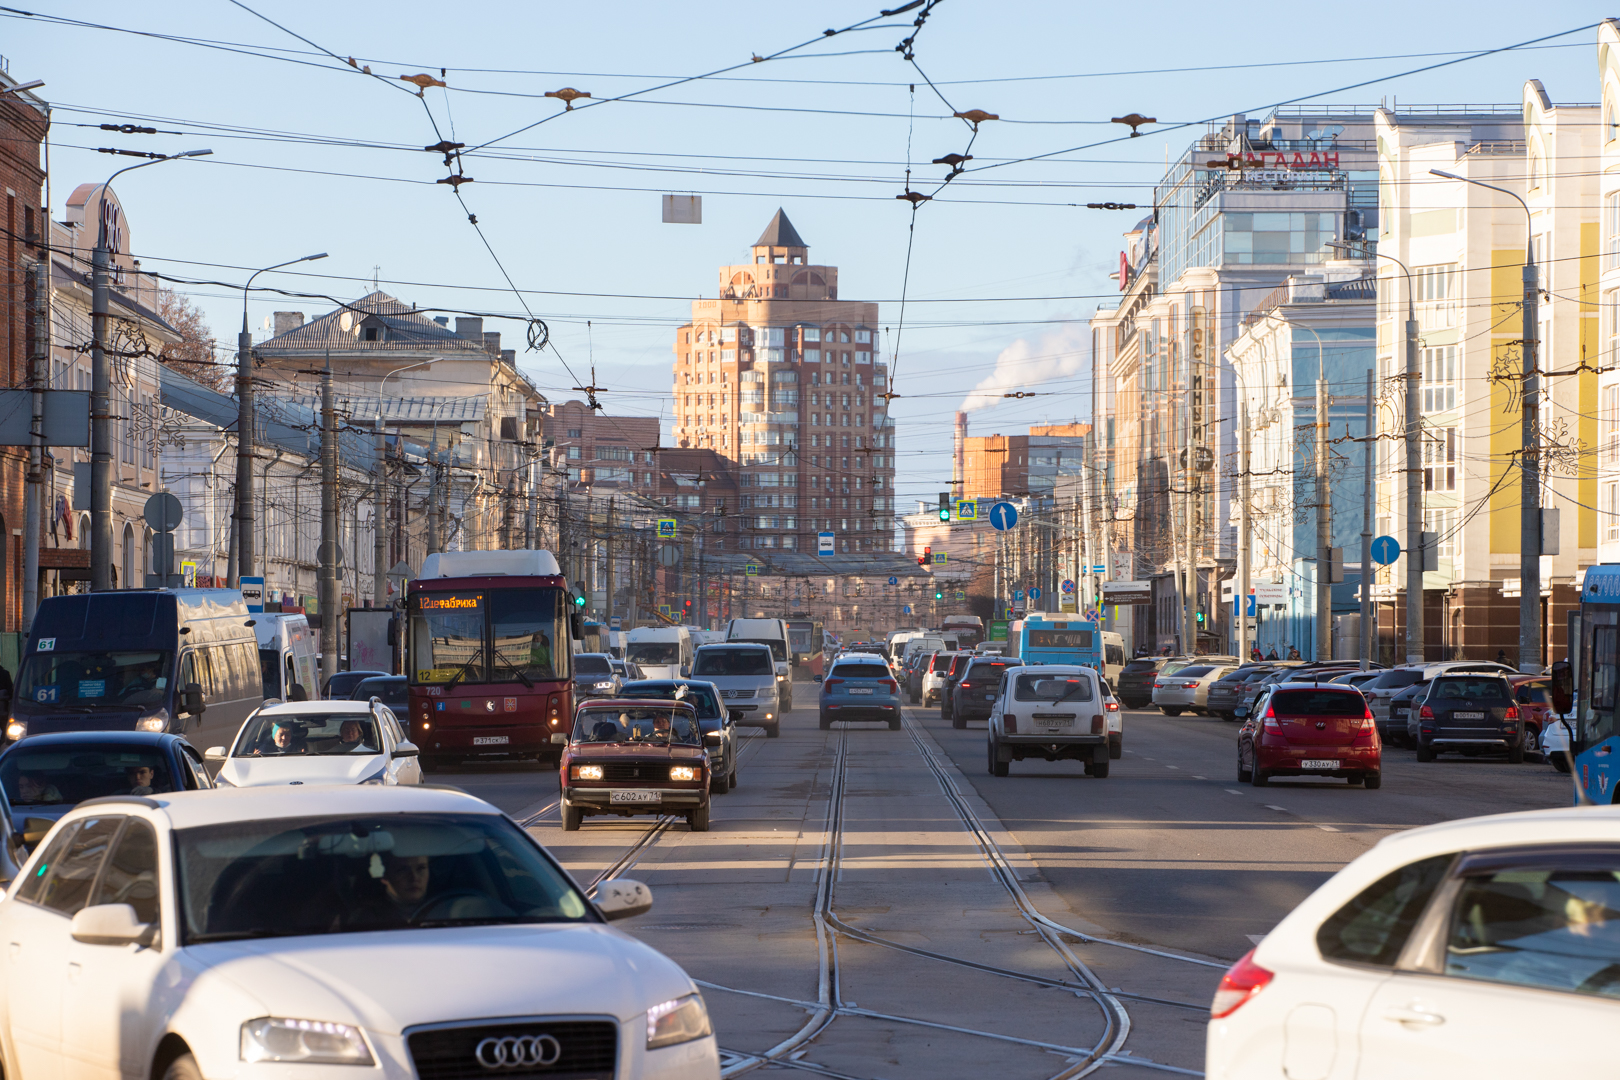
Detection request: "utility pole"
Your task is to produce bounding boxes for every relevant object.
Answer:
[1316,343,1331,662]
[90,231,111,591]
[1238,402,1252,663]
[1519,238,1541,672]
[1361,369,1374,670]
[233,315,253,588]
[24,260,47,626]
[1182,385,1197,655]
[319,359,339,687]
[605,497,616,629]
[372,418,387,606]
[1403,274,1422,664]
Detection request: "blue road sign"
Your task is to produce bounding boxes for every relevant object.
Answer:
[956,500,978,521]
[1371,535,1401,566]
[657,518,677,538]
[902,605,912,615]
[1029,587,1042,600]
[989,501,1019,531]
[1060,579,1075,594]
[888,576,898,586]
[1013,590,1024,601]
[818,531,835,555]
[1233,593,1258,617]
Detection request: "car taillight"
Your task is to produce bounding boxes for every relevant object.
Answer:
[882,679,898,692]
[1419,705,1433,719]
[825,678,844,687]
[1211,950,1274,1018]
[1506,706,1519,720]
[959,682,972,689]
[1361,705,1375,731]
[1153,681,1163,688]
[1105,701,1120,712]
[1004,714,1017,733]
[1091,714,1105,733]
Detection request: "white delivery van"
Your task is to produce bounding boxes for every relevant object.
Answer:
[625,625,693,680]
[726,617,795,710]
[254,613,319,702]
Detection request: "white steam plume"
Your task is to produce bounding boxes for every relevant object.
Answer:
[958,325,1089,412]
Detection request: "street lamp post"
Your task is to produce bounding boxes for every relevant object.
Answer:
[1297,324,1331,662]
[1431,168,1539,672]
[234,252,327,588]
[88,149,211,592]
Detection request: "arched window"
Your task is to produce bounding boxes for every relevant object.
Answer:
[1529,146,1545,191]
[121,522,136,590]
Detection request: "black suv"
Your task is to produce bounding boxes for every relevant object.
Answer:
[1414,674,1526,762]
[1117,657,1174,709]
[950,657,1020,729]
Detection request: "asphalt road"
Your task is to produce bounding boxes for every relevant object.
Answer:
[436,689,1572,1079]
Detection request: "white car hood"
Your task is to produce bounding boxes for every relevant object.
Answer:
[188,924,691,1030]
[635,664,682,680]
[219,753,386,787]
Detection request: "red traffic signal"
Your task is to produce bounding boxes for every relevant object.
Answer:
[918,545,931,567]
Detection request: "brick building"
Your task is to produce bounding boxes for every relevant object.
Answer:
[543,399,659,492]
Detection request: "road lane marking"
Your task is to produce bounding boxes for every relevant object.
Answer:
[1225,789,1244,795]
[1165,765,1180,770]
[1263,804,1288,811]
[1192,775,1208,780]
[1315,824,1341,832]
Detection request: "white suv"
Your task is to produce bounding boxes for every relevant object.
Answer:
[1207,804,1620,1078]
[0,787,719,1080]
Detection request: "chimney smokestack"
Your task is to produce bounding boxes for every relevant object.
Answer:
[953,411,967,489]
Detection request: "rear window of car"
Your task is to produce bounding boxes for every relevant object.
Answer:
[965,661,1016,678]
[831,663,890,680]
[948,655,972,677]
[1122,660,1159,674]
[1270,689,1367,716]
[1516,681,1552,705]
[931,654,954,672]
[1430,677,1511,701]
[353,678,406,706]
[1175,665,1213,678]
[1014,673,1094,702]
[1367,669,1424,690]
[574,655,612,676]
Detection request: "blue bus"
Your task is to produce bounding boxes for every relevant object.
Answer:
[1007,614,1104,672]
[1567,563,1620,803]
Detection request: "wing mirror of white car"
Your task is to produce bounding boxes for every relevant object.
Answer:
[394,741,420,758]
[203,746,227,762]
[595,877,653,922]
[72,903,157,947]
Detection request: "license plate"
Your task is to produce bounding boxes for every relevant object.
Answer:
[1453,711,1485,719]
[1037,722,1069,733]
[472,735,509,746]
[849,688,874,695]
[1300,759,1338,769]
[985,694,996,700]
[610,790,660,804]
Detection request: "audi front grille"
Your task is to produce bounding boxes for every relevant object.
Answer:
[406,1019,616,1080]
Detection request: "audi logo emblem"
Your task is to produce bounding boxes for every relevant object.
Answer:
[474,1035,562,1069]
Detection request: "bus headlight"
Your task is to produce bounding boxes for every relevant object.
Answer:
[4,719,23,741]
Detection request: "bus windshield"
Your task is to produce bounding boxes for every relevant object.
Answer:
[410,587,568,685]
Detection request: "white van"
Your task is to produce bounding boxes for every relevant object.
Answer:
[254,613,319,702]
[726,617,795,710]
[1100,631,1126,683]
[625,625,692,681]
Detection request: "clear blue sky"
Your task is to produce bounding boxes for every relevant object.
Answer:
[6,1,1607,514]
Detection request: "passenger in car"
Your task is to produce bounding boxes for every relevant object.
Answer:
[269,723,308,754]
[337,721,374,752]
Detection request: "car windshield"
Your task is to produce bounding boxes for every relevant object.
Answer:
[693,648,773,676]
[732,637,786,661]
[176,812,590,942]
[18,650,172,707]
[232,712,381,756]
[627,642,679,664]
[572,706,701,746]
[574,655,613,676]
[1176,666,1214,678]
[1270,690,1366,716]
[0,744,176,805]
[621,682,721,721]
[1432,678,1511,701]
[352,679,406,707]
[1015,674,1094,701]
[831,663,890,679]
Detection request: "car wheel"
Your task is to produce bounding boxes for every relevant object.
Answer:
[1416,743,1436,762]
[1250,764,1269,787]
[989,735,1009,777]
[888,716,901,730]
[1507,738,1526,765]
[1091,757,1110,779]
[1363,771,1382,790]
[910,692,920,704]
[163,1053,204,1080]
[766,723,781,738]
[1552,753,1572,774]
[562,803,583,832]
[783,694,793,712]
[711,771,728,795]
[1084,760,1096,776]
[688,802,711,832]
[1161,707,1182,717]
[1237,750,1252,784]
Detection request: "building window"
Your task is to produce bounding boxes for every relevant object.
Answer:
[1423,428,1456,491]
[1421,345,1457,413]
[1607,481,1620,544]
[1423,507,1457,560]
[1606,195,1620,273]
[1605,384,1620,467]
[566,428,582,438]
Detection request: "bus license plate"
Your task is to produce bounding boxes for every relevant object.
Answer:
[849,688,873,694]
[473,736,509,746]
[611,791,660,804]
[1300,759,1338,769]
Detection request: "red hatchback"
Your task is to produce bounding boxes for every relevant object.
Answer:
[1236,684,1381,788]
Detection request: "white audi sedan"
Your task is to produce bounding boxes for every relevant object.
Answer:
[206,701,424,787]
[1206,804,1620,1078]
[0,787,718,1080]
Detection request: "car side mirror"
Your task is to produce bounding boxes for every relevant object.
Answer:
[394,741,419,758]
[814,674,823,683]
[728,710,742,724]
[1550,659,1574,715]
[180,683,205,716]
[595,877,653,921]
[1233,705,1249,719]
[21,816,53,846]
[71,903,156,947]
[203,746,227,762]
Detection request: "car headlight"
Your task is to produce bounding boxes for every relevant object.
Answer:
[592,682,615,690]
[572,764,603,781]
[669,765,697,781]
[4,719,24,741]
[647,993,712,1050]
[135,714,168,733]
[240,1018,374,1065]
[777,674,787,681]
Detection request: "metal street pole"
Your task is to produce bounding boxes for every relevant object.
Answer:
[1431,169,1539,671]
[1361,369,1374,670]
[235,252,327,587]
[319,357,339,687]
[1299,325,1330,662]
[1238,402,1252,662]
[24,260,48,628]
[87,149,211,591]
[373,417,387,606]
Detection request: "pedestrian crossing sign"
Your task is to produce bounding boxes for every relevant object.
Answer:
[657,518,677,538]
[932,552,947,565]
[956,500,978,521]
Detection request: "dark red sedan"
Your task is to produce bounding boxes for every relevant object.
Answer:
[559,698,711,832]
[1236,683,1381,788]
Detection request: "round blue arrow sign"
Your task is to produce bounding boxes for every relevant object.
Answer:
[989,501,1019,531]
[1371,535,1401,566]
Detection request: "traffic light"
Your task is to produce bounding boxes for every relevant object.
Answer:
[573,593,586,608]
[1196,610,1206,625]
[918,545,931,567]
[934,588,943,600]
[938,491,950,521]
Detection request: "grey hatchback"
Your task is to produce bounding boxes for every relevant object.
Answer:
[1415,673,1527,763]
[819,654,901,730]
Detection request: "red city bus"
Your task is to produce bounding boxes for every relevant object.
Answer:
[407,550,579,770]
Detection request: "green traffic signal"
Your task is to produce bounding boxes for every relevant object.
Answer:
[574,594,586,607]
[937,490,950,521]
[934,590,943,600]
